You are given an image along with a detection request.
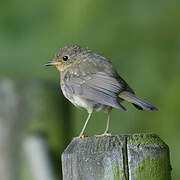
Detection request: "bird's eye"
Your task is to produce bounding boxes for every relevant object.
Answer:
[63,56,69,61]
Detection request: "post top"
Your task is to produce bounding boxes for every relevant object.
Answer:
[62,133,167,155]
[61,133,171,180]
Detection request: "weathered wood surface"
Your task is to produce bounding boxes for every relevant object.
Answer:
[62,134,171,180]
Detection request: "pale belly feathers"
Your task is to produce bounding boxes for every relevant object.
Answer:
[61,84,108,113]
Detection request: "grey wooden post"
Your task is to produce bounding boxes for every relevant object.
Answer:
[61,134,171,180]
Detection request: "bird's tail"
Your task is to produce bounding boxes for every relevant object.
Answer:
[119,91,158,111]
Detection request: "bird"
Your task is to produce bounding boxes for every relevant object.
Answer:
[45,45,158,138]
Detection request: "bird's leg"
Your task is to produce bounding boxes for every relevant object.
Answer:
[79,109,93,138]
[103,107,112,136]
[96,107,112,137]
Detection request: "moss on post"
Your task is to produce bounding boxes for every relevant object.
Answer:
[127,134,171,180]
[61,134,171,180]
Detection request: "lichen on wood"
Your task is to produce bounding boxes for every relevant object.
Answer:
[61,134,171,180]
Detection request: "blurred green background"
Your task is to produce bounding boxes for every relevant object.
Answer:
[0,0,180,179]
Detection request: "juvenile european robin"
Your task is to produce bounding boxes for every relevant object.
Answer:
[45,45,157,138]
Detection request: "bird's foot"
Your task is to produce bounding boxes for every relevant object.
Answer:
[96,132,112,137]
[104,132,112,136]
[79,134,85,138]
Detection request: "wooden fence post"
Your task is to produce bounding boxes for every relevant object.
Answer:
[61,134,171,180]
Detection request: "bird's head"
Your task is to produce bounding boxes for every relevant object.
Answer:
[45,45,90,72]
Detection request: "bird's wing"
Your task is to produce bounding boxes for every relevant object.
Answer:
[64,72,126,111]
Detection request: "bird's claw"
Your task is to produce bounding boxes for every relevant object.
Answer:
[96,132,112,137]
[79,134,85,138]
[104,132,112,136]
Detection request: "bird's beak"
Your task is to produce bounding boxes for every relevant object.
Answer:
[44,61,62,66]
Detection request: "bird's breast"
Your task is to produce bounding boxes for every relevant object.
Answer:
[61,84,92,111]
[61,84,108,112]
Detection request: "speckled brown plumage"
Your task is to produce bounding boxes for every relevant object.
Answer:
[45,45,158,137]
